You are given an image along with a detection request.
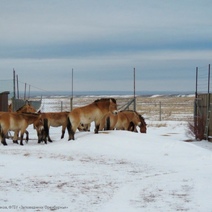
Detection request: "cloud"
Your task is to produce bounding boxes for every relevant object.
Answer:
[0,1,212,93]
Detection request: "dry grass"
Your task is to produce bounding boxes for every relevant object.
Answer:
[42,95,194,122]
[135,96,194,121]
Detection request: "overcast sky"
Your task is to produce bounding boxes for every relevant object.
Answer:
[0,0,212,94]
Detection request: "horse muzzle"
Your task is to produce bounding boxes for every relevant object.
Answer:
[113,110,118,115]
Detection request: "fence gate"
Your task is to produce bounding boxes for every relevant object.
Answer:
[194,93,212,141]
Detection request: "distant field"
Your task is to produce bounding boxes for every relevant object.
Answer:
[39,95,194,122]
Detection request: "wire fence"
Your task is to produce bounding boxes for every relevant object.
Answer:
[40,96,194,122]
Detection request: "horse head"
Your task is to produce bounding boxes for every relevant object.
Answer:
[94,98,118,114]
[138,115,147,133]
[108,98,118,114]
[33,115,46,143]
[17,102,37,113]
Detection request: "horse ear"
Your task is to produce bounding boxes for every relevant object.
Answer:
[37,110,41,114]
[110,98,116,104]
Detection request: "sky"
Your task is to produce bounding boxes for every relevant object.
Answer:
[0,0,212,94]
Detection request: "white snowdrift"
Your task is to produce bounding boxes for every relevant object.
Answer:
[0,120,212,211]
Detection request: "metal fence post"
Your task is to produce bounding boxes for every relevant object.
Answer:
[61,101,63,112]
[159,101,162,121]
[70,97,73,111]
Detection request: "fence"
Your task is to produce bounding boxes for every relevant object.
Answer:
[194,93,212,140]
[40,95,194,122]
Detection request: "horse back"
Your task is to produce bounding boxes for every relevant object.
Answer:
[70,106,102,124]
[40,112,69,127]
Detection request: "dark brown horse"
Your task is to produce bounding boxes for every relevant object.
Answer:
[67,98,117,140]
[0,112,44,145]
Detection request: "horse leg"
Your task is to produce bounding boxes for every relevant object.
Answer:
[19,130,25,146]
[128,121,135,132]
[25,130,29,143]
[134,126,138,133]
[67,117,75,140]
[106,116,111,130]
[20,134,24,145]
[0,125,7,145]
[13,131,19,144]
[1,132,7,146]
[94,124,100,134]
[1,137,7,145]
[47,134,53,142]
[44,119,52,142]
[61,125,65,139]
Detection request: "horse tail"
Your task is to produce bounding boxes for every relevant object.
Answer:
[0,124,2,136]
[0,123,7,145]
[128,121,135,131]
[105,116,110,130]
[67,117,71,133]
[67,116,75,140]
[44,118,49,136]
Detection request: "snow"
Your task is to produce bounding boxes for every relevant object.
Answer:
[1,99,212,211]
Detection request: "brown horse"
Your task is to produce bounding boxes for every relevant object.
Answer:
[16,103,37,141]
[99,110,147,133]
[37,111,69,142]
[0,112,44,145]
[6,102,37,142]
[67,98,117,140]
[121,110,147,133]
[99,111,130,131]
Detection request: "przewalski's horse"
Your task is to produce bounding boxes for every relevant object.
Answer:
[67,98,118,140]
[99,110,147,133]
[0,112,44,146]
[6,102,37,142]
[37,111,69,143]
[121,110,147,133]
[99,111,130,131]
[16,103,37,142]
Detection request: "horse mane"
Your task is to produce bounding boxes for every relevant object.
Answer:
[94,98,116,104]
[120,109,139,115]
[16,103,36,113]
[20,112,40,117]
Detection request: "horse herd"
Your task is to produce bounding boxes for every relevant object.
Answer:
[0,98,147,146]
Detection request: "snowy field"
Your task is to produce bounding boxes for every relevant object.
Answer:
[0,97,212,211]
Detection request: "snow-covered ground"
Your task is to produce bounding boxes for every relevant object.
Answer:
[0,98,212,211]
